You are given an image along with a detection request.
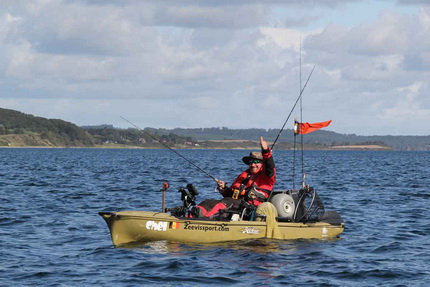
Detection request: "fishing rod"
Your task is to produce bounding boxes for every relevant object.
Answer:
[120,116,218,182]
[271,65,315,150]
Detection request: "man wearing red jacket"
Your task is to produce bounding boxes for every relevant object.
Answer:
[194,136,276,218]
[217,136,276,205]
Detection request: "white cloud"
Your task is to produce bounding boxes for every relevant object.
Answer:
[0,0,429,135]
[380,82,430,135]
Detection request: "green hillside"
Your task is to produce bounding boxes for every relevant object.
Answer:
[0,108,193,148]
[1,107,428,150]
[0,108,95,147]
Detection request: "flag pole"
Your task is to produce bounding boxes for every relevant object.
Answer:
[271,66,315,150]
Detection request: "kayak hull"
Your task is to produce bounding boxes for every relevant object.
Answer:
[99,211,344,246]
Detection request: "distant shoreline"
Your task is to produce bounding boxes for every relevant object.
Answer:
[0,144,394,150]
[2,107,429,151]
[327,145,392,150]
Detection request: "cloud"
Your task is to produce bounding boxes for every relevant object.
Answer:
[380,81,430,135]
[397,0,430,5]
[0,1,429,135]
[298,7,430,135]
[22,2,157,56]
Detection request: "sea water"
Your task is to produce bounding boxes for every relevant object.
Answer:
[0,148,429,286]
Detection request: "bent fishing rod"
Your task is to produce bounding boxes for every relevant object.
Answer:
[120,116,218,182]
[271,65,315,150]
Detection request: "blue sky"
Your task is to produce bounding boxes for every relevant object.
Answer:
[0,0,429,136]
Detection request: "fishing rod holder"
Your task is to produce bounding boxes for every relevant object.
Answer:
[160,182,170,212]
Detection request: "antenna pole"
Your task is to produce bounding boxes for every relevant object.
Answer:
[271,65,315,150]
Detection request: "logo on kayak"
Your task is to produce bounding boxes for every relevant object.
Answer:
[146,221,168,232]
[170,222,180,229]
[322,227,328,237]
[183,222,230,232]
[242,227,260,235]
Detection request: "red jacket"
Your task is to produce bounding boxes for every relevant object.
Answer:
[221,149,276,206]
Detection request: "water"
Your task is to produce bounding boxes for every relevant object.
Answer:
[0,148,429,286]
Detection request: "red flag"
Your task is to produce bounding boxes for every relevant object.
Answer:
[294,120,332,135]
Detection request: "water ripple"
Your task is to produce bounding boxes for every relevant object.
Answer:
[0,149,429,286]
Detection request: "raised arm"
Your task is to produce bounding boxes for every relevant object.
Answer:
[261,136,275,178]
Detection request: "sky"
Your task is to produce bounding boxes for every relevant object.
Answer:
[0,0,429,136]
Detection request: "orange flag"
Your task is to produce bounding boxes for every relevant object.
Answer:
[294,120,332,135]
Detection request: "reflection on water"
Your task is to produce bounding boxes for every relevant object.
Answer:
[125,237,344,256]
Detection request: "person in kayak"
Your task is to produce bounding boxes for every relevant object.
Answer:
[193,136,276,218]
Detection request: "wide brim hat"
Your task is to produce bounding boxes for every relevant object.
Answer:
[242,152,263,164]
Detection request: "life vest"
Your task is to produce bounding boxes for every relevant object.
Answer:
[228,170,274,205]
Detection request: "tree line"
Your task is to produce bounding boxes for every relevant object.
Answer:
[1,107,429,150]
[0,108,192,147]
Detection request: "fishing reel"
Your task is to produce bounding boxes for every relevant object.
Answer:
[178,183,199,209]
[166,184,199,217]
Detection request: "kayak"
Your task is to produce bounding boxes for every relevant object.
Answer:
[99,210,344,246]
[100,188,344,247]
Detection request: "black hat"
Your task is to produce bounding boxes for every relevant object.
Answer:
[242,152,263,164]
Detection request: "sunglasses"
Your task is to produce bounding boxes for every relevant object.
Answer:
[248,159,262,164]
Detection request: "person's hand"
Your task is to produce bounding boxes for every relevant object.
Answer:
[215,179,226,190]
[260,136,268,150]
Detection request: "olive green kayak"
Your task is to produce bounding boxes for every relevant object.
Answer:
[99,210,344,247]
